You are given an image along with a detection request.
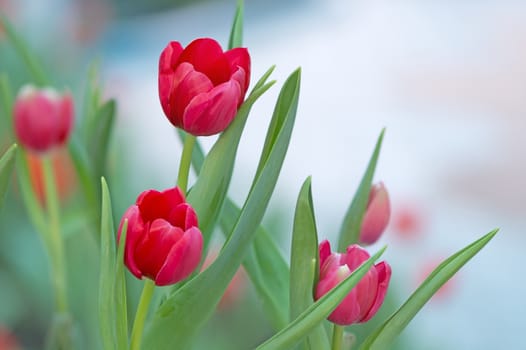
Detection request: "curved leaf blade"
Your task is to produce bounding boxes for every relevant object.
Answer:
[0,144,17,211]
[360,229,499,350]
[228,0,244,49]
[337,129,385,251]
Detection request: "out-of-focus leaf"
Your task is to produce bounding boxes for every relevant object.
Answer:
[337,129,384,251]
[0,74,14,137]
[221,198,290,330]
[0,14,48,85]
[185,66,275,248]
[289,177,330,350]
[87,99,116,179]
[359,229,498,350]
[0,144,17,211]
[256,247,386,350]
[99,177,117,350]
[142,68,301,350]
[228,0,244,49]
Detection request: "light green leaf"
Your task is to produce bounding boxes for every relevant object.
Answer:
[289,177,330,350]
[359,229,498,350]
[0,144,17,211]
[0,74,14,136]
[87,99,116,179]
[0,14,48,85]
[228,0,244,49]
[257,247,387,350]
[221,198,290,330]
[115,220,129,350]
[184,131,290,331]
[337,129,385,251]
[143,68,301,350]
[99,177,117,350]
[185,67,275,248]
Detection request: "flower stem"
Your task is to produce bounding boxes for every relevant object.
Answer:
[332,325,344,350]
[176,133,196,194]
[42,156,68,314]
[130,279,155,350]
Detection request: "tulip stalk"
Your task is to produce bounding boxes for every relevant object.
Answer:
[42,156,69,314]
[332,325,344,350]
[176,133,196,194]
[130,279,156,350]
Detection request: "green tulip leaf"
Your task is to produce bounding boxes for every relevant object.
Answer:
[185,67,275,248]
[221,197,290,330]
[257,246,387,350]
[99,177,117,350]
[114,219,129,350]
[88,99,116,180]
[228,0,244,49]
[337,129,385,251]
[289,177,330,350]
[0,74,14,136]
[182,130,291,331]
[0,144,17,211]
[0,14,48,85]
[359,229,499,350]
[143,68,301,350]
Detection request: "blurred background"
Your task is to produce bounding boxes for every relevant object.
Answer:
[1,0,525,349]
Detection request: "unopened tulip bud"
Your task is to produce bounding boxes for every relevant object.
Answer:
[359,182,390,245]
[315,240,391,325]
[13,85,74,153]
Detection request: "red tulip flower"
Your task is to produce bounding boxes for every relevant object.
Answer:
[13,85,74,153]
[158,38,251,136]
[118,187,203,286]
[315,240,391,325]
[359,182,391,245]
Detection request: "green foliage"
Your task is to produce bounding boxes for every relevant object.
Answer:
[0,144,17,211]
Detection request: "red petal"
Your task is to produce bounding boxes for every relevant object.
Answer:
[168,203,198,230]
[159,41,183,74]
[118,205,144,279]
[170,63,213,123]
[342,245,370,270]
[155,227,203,286]
[177,38,231,86]
[182,79,241,136]
[134,219,184,281]
[318,240,332,268]
[225,47,251,92]
[360,261,392,322]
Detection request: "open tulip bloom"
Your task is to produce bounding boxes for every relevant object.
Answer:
[0,2,499,350]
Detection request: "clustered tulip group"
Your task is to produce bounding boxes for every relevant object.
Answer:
[11,35,393,334]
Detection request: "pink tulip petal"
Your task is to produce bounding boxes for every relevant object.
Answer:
[118,205,144,279]
[134,219,184,281]
[57,93,74,145]
[159,41,184,74]
[168,203,198,230]
[182,79,241,136]
[342,245,371,270]
[155,227,203,286]
[319,240,332,268]
[177,38,231,86]
[355,268,379,322]
[161,186,186,208]
[225,47,251,92]
[360,182,390,244]
[170,65,214,122]
[230,67,248,105]
[361,261,392,322]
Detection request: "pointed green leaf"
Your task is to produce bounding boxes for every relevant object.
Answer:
[0,144,17,210]
[88,99,116,179]
[289,177,330,350]
[360,229,498,350]
[99,177,117,350]
[228,0,244,49]
[257,246,387,350]
[185,131,291,330]
[115,220,129,350]
[185,73,275,247]
[0,14,48,85]
[337,129,385,251]
[0,74,14,136]
[143,68,301,350]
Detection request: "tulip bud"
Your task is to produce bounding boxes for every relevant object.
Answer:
[359,182,390,245]
[13,85,74,153]
[315,240,391,325]
[158,38,251,136]
[118,186,203,286]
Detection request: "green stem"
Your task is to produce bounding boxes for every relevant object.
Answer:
[42,156,68,314]
[332,325,344,350]
[130,279,155,350]
[176,133,196,194]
